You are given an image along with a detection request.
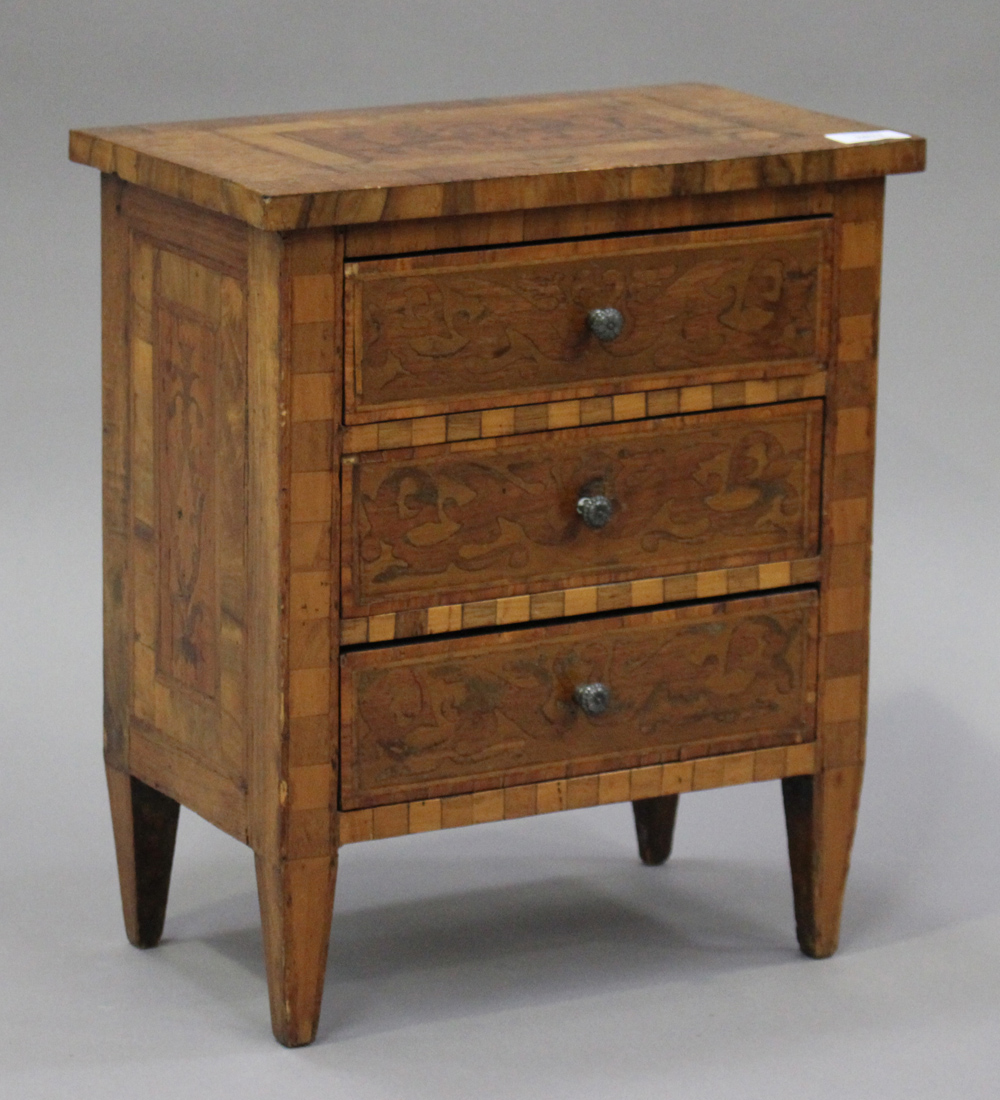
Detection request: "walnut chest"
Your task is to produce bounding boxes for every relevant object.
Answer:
[70,84,925,1045]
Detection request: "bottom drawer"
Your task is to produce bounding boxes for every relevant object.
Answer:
[340,589,818,809]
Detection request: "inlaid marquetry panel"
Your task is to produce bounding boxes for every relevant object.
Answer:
[341,589,818,809]
[155,296,219,695]
[71,85,925,230]
[342,400,822,617]
[345,220,831,422]
[127,225,250,812]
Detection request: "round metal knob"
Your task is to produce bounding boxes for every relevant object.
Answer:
[586,307,624,342]
[576,493,612,529]
[574,682,612,717]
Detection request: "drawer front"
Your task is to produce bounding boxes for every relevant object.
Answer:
[340,589,818,808]
[342,400,822,616]
[345,219,830,422]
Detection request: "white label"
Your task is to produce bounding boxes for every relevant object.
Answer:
[825,129,911,145]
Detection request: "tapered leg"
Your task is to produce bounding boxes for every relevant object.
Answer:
[782,765,864,959]
[255,854,337,1047]
[105,764,181,948]
[632,794,680,866]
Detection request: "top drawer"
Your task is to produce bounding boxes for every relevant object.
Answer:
[344,218,831,424]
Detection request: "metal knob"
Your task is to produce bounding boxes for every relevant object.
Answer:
[574,682,612,717]
[586,307,624,342]
[576,493,612,529]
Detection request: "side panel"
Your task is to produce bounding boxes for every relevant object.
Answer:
[101,176,133,768]
[103,179,253,840]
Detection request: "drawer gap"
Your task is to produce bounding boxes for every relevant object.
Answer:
[346,212,833,263]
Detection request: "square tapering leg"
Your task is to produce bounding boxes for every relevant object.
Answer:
[632,795,680,866]
[782,765,864,959]
[106,765,181,949]
[255,854,338,1047]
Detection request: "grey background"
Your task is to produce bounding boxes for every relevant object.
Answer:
[2,2,998,1096]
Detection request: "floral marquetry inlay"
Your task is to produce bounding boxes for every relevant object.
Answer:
[343,400,822,616]
[340,590,818,807]
[346,221,830,419]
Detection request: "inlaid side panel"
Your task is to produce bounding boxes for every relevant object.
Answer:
[116,183,252,840]
[155,270,220,696]
[341,589,818,809]
[343,401,822,617]
[345,220,831,422]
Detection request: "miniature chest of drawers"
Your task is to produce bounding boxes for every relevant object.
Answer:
[70,84,924,1045]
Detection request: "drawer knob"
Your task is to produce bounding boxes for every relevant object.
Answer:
[586,306,625,342]
[574,682,612,717]
[576,493,613,529]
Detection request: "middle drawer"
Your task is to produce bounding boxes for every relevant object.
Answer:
[342,399,822,617]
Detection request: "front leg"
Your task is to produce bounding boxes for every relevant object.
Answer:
[782,764,864,958]
[255,854,338,1047]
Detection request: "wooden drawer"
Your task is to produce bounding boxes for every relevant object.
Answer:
[342,399,823,617]
[340,588,818,809]
[344,219,831,423]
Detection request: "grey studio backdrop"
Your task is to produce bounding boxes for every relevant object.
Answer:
[1,2,997,1097]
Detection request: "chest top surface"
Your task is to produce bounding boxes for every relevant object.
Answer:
[70,83,924,230]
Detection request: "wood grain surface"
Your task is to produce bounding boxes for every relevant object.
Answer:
[255,853,337,1047]
[770,177,886,959]
[140,241,247,770]
[83,78,925,1047]
[71,84,924,230]
[346,220,830,422]
[783,764,864,958]
[343,401,822,617]
[339,740,819,843]
[341,589,818,808]
[105,765,181,949]
[101,176,133,769]
[100,180,252,841]
[340,556,821,646]
[343,182,838,259]
[277,228,344,870]
[341,370,827,454]
[155,266,220,697]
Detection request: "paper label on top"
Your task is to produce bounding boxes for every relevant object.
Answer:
[825,130,911,145]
